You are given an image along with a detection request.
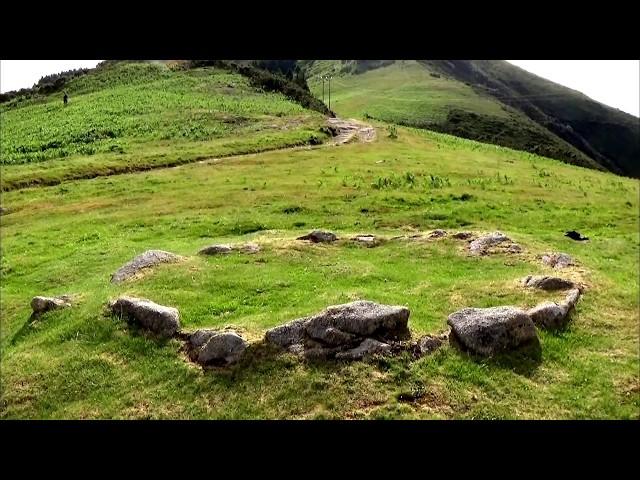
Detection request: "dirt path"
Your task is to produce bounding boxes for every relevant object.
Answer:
[327,118,377,145]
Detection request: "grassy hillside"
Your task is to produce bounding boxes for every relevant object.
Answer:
[424,60,640,178]
[1,122,638,419]
[303,60,637,176]
[0,62,328,190]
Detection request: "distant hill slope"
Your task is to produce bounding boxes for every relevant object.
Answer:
[300,60,639,177]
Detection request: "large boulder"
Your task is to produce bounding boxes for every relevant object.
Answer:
[111,250,182,283]
[541,253,573,269]
[186,329,248,365]
[109,296,180,338]
[31,295,72,316]
[528,288,581,329]
[265,300,411,361]
[522,275,575,291]
[304,301,410,343]
[469,232,520,255]
[447,306,539,356]
[297,230,338,243]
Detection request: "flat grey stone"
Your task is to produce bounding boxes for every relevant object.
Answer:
[111,250,182,283]
[110,296,180,338]
[447,306,539,356]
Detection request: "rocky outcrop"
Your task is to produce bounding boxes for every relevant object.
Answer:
[469,232,521,255]
[199,243,261,255]
[428,229,447,239]
[452,232,473,240]
[185,329,248,365]
[541,253,573,269]
[265,300,410,360]
[447,306,539,356]
[111,250,183,283]
[109,296,180,338]
[522,275,575,291]
[199,244,233,255]
[297,230,338,243]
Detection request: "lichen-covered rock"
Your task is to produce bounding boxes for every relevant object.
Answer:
[304,300,410,343]
[187,330,248,365]
[522,275,575,291]
[335,338,392,360]
[447,306,539,356]
[541,253,573,269]
[111,250,182,283]
[31,295,72,315]
[297,230,338,243]
[109,296,180,338]
[469,232,520,255]
[199,244,233,255]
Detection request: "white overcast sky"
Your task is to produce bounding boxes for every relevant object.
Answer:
[0,60,638,116]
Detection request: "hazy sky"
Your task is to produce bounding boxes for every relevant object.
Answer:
[1,60,638,116]
[507,60,639,117]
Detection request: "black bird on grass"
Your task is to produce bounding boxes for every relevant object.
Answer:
[565,230,589,241]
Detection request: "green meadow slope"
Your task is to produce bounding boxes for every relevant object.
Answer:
[0,62,328,190]
[1,109,638,418]
[302,60,639,177]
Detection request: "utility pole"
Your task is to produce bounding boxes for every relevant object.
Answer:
[321,75,325,103]
[327,75,332,111]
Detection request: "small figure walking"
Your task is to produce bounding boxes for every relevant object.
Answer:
[63,91,68,106]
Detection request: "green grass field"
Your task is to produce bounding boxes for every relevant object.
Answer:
[1,121,638,419]
[308,61,508,123]
[0,63,326,190]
